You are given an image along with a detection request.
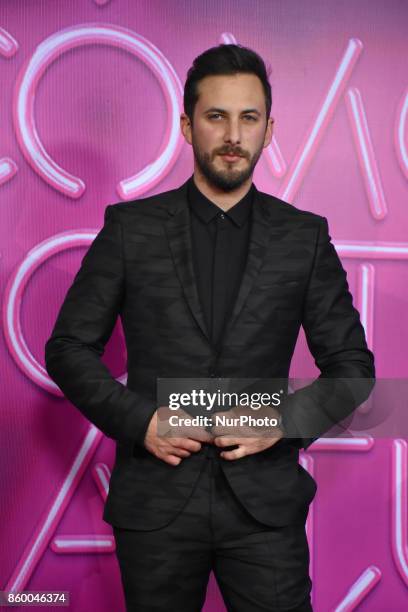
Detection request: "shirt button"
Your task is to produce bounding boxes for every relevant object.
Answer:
[219,213,225,219]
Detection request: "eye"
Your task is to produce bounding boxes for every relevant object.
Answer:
[207,114,257,121]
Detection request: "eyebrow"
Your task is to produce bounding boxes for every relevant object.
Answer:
[204,107,261,116]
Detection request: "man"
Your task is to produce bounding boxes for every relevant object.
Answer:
[45,44,375,612]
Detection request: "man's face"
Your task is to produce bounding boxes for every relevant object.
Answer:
[181,73,273,191]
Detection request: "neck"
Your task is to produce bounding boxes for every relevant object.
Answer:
[192,168,253,212]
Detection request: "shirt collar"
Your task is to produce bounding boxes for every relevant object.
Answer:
[187,174,254,227]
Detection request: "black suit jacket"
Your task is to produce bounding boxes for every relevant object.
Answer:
[44,177,375,530]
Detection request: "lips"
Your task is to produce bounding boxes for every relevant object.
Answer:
[221,154,242,162]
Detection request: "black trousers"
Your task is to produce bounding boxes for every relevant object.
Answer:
[113,454,313,612]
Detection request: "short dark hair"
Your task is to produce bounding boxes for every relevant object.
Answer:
[183,44,272,125]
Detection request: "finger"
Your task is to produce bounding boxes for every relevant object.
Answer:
[182,430,211,445]
[156,451,183,466]
[191,430,214,443]
[220,445,247,460]
[185,440,203,452]
[210,425,231,437]
[165,454,183,466]
[214,436,240,448]
[167,446,191,458]
[169,438,201,452]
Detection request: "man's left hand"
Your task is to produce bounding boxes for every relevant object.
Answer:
[210,404,285,460]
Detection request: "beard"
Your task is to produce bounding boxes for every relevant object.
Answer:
[191,137,264,192]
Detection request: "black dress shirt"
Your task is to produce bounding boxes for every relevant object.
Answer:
[187,175,255,350]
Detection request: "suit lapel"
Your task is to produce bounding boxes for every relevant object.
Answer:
[221,188,273,345]
[164,177,276,349]
[164,179,210,342]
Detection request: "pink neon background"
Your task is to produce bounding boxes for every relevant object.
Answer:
[0,0,407,610]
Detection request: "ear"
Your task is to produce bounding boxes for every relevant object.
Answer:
[180,113,193,145]
[263,116,274,148]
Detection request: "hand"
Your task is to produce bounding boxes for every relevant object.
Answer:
[144,406,214,466]
[213,431,284,460]
[210,404,284,460]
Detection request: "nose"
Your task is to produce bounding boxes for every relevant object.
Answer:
[223,118,242,146]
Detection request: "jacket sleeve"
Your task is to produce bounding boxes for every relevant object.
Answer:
[44,204,157,449]
[280,216,375,450]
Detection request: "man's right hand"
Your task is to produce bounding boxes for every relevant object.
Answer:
[143,407,214,466]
